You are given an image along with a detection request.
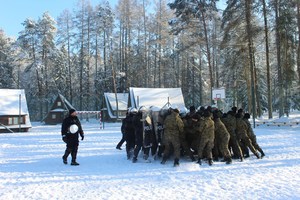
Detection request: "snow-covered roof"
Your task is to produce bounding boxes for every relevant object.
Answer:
[50,108,66,112]
[129,87,186,110]
[58,94,75,110]
[0,89,30,115]
[104,93,128,119]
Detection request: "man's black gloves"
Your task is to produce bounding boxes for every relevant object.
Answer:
[62,135,67,143]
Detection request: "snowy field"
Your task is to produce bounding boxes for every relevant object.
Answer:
[0,112,300,200]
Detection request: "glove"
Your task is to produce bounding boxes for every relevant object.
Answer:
[62,135,67,143]
[81,135,84,141]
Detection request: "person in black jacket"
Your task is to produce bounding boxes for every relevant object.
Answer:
[132,106,153,163]
[61,109,84,165]
[122,108,136,159]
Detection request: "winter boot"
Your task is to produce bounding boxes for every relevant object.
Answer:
[132,157,138,163]
[62,156,67,164]
[143,154,149,160]
[254,152,261,159]
[173,158,179,167]
[71,148,78,165]
[116,145,122,150]
[240,156,244,162]
[226,157,232,164]
[208,159,213,166]
[71,161,80,166]
[190,155,196,162]
[197,159,202,165]
[213,157,219,162]
[62,149,70,164]
[161,157,167,164]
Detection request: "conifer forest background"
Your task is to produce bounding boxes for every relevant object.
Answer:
[0,0,299,121]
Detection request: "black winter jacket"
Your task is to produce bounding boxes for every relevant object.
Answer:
[61,115,84,146]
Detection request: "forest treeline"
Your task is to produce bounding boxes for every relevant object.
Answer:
[0,0,299,121]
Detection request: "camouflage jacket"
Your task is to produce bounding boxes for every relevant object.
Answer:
[164,111,184,140]
[198,116,215,141]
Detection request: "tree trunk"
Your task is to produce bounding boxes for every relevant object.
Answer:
[262,0,273,119]
[274,0,284,117]
[199,6,213,103]
[297,1,300,85]
[245,0,256,125]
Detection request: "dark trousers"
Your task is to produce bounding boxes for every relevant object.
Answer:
[116,133,125,148]
[63,145,78,162]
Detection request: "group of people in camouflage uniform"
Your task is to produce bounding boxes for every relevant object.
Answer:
[117,105,265,167]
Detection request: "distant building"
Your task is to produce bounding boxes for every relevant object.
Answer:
[103,93,128,121]
[43,94,75,125]
[0,89,32,133]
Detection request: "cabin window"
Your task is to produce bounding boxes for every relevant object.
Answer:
[57,101,62,106]
[52,114,56,119]
[8,116,24,125]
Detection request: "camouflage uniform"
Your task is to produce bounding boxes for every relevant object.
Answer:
[161,109,184,166]
[197,114,215,165]
[222,112,243,160]
[183,113,203,153]
[235,116,260,159]
[182,116,197,161]
[243,117,265,157]
[214,117,232,164]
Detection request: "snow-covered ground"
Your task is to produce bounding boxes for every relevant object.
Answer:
[0,112,300,200]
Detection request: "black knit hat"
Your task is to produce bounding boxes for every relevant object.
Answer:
[244,113,250,119]
[203,109,210,117]
[190,106,196,112]
[69,109,76,115]
[231,106,237,113]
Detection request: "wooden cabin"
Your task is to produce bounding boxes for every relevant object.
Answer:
[0,89,32,133]
[43,94,75,125]
[103,93,128,122]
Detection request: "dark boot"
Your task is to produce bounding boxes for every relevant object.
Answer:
[208,159,213,166]
[213,157,219,162]
[132,156,137,163]
[260,151,265,158]
[128,148,134,160]
[71,161,80,165]
[62,149,70,164]
[197,159,202,165]
[190,155,196,162]
[254,152,261,159]
[161,157,167,164]
[116,146,122,150]
[240,156,244,162]
[143,154,149,160]
[226,157,232,164]
[62,156,67,164]
[173,158,179,167]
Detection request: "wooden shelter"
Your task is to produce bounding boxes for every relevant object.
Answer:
[43,94,75,125]
[0,89,32,133]
[103,92,128,121]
